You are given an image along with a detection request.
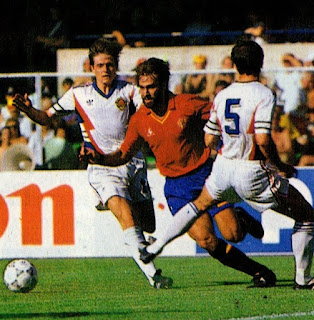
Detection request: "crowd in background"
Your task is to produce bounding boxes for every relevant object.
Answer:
[0,0,313,170]
[0,0,313,73]
[0,46,313,171]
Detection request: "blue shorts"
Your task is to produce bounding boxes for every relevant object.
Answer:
[164,159,233,217]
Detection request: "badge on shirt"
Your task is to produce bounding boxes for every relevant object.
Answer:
[115,97,127,111]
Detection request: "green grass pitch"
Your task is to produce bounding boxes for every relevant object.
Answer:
[0,256,313,320]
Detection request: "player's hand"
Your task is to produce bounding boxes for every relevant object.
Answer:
[278,162,297,178]
[79,146,103,165]
[12,94,32,113]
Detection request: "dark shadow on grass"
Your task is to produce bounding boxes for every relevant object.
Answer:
[0,312,129,319]
[210,281,249,286]
[269,279,294,288]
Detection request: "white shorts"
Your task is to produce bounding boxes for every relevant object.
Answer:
[88,157,152,205]
[204,155,289,213]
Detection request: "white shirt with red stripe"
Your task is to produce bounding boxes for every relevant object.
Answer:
[204,81,275,160]
[49,79,142,154]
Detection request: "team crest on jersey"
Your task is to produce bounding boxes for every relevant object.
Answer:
[115,97,127,111]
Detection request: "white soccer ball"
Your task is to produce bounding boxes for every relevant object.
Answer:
[3,259,38,293]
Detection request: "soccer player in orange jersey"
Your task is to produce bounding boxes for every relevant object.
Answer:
[89,57,277,287]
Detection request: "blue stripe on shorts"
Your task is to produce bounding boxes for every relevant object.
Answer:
[164,159,233,217]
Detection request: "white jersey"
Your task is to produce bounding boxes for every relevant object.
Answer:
[204,81,275,160]
[49,78,142,154]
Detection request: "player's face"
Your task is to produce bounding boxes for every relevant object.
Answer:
[138,74,160,109]
[91,54,116,87]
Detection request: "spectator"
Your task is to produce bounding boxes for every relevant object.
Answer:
[34,4,71,71]
[0,127,10,170]
[184,11,212,45]
[0,87,33,140]
[219,56,235,83]
[273,53,303,114]
[43,124,79,170]
[298,107,314,166]
[271,103,306,165]
[4,118,28,146]
[213,79,230,97]
[206,56,235,101]
[62,77,74,94]
[244,21,267,46]
[109,30,146,48]
[175,54,208,97]
[298,71,314,115]
[73,56,93,86]
[304,52,314,67]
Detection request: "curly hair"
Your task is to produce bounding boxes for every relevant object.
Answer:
[135,58,170,87]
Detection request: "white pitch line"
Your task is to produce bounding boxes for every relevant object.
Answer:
[224,310,314,320]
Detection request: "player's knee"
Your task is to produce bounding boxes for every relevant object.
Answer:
[195,234,218,252]
[221,229,244,243]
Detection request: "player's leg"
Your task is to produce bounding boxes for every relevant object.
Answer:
[127,158,172,288]
[213,204,264,242]
[88,164,171,288]
[274,184,314,289]
[108,195,172,288]
[128,157,156,234]
[141,161,218,262]
[131,200,156,233]
[188,213,276,286]
[237,162,314,289]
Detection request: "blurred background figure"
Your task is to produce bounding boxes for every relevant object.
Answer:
[244,21,266,46]
[183,11,212,45]
[0,127,11,170]
[0,87,33,140]
[273,53,303,114]
[175,54,208,97]
[61,77,74,94]
[206,56,235,101]
[73,56,93,86]
[4,118,28,146]
[271,102,308,166]
[34,3,71,71]
[298,107,314,166]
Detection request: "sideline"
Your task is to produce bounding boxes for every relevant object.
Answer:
[225,310,314,320]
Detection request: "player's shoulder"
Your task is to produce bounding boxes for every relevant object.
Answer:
[174,93,209,105]
[72,82,94,94]
[115,79,136,91]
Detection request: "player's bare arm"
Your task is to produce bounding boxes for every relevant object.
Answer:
[13,93,52,126]
[204,133,220,150]
[84,148,133,167]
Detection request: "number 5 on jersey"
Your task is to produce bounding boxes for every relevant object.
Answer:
[225,98,240,135]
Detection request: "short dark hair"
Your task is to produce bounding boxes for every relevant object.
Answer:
[135,58,170,87]
[88,38,123,68]
[231,40,264,77]
[62,77,74,87]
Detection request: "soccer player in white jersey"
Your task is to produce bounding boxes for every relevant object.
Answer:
[13,37,172,289]
[139,40,314,290]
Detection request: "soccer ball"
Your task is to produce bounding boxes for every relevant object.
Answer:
[3,259,38,293]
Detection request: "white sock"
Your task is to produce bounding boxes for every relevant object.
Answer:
[123,226,157,286]
[123,226,146,249]
[292,222,314,285]
[147,202,200,255]
[131,247,157,286]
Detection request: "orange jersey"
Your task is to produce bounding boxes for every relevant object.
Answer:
[120,94,212,177]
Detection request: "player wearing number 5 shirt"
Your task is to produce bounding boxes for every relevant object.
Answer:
[138,41,314,290]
